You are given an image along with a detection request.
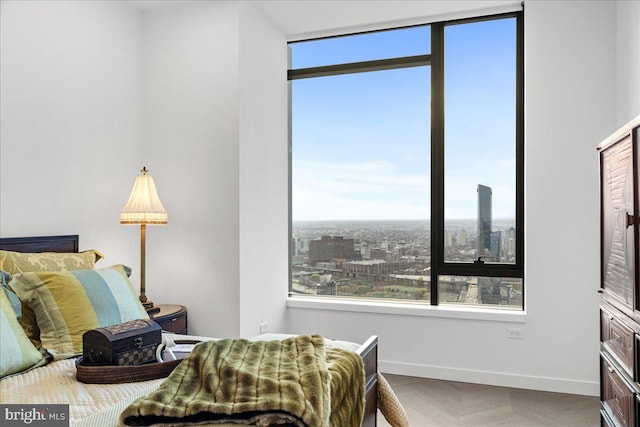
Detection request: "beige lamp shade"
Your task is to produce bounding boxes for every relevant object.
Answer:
[120,167,168,225]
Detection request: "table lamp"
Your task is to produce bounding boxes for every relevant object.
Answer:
[120,167,167,314]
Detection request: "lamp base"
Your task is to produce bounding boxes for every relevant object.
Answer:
[143,300,160,315]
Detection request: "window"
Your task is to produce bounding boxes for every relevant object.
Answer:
[288,12,524,310]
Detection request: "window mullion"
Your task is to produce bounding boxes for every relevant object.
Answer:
[288,55,431,80]
[438,264,524,278]
[516,11,525,271]
[430,23,445,306]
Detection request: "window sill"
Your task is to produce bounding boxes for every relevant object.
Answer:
[286,296,526,323]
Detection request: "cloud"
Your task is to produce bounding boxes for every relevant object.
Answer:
[293,157,515,221]
[292,160,429,220]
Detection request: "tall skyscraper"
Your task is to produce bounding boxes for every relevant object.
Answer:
[477,184,492,258]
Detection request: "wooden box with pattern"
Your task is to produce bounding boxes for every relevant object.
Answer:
[82,319,161,366]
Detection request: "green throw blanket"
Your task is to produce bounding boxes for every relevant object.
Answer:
[120,335,364,427]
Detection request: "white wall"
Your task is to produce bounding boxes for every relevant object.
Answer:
[0,0,142,269]
[141,1,242,337]
[616,0,640,125]
[143,2,287,342]
[140,1,287,338]
[238,2,289,337]
[0,0,286,339]
[283,0,618,396]
[523,0,615,392]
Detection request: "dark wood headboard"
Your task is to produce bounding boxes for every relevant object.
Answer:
[0,235,79,253]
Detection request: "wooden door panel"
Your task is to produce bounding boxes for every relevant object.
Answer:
[601,135,635,310]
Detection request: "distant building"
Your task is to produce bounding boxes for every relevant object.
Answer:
[292,237,312,256]
[478,276,501,304]
[291,255,306,265]
[490,231,502,261]
[477,184,492,258]
[504,227,516,239]
[457,229,467,247]
[369,248,386,260]
[309,236,354,262]
[444,230,453,247]
[503,227,516,259]
[344,259,390,275]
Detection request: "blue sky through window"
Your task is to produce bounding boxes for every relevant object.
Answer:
[445,18,516,221]
[291,18,516,222]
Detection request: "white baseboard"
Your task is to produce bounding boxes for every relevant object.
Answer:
[379,360,599,397]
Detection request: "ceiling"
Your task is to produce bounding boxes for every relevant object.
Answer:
[127,0,521,40]
[250,0,520,39]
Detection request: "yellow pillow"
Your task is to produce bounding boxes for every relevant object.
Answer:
[10,265,148,359]
[0,249,103,274]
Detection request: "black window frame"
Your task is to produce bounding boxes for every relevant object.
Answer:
[287,11,525,309]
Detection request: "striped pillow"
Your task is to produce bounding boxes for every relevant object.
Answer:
[0,248,104,347]
[0,288,46,378]
[9,265,149,359]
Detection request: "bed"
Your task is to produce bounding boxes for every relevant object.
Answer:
[0,235,383,427]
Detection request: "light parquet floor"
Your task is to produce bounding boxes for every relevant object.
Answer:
[376,374,599,427]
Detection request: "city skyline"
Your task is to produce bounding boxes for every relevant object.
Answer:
[290,217,520,306]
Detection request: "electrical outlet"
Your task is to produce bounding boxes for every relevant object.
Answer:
[260,322,268,334]
[507,328,523,339]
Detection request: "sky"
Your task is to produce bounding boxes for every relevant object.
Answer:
[290,18,516,222]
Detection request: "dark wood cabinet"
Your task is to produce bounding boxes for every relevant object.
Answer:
[150,304,187,335]
[599,116,640,427]
[601,305,635,378]
[601,353,636,427]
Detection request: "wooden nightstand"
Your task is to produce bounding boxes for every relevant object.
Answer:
[150,304,187,334]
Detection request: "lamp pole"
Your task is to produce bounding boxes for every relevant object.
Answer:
[140,223,148,306]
